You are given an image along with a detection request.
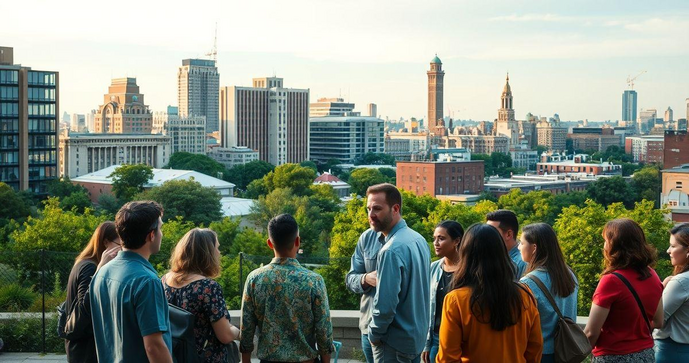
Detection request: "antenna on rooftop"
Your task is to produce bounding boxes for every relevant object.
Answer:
[205,22,218,62]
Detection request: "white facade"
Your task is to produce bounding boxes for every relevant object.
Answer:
[208,146,260,169]
[59,131,171,178]
[309,116,385,163]
[152,107,206,155]
[309,98,356,117]
[178,59,219,133]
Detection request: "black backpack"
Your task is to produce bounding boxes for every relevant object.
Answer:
[169,303,203,363]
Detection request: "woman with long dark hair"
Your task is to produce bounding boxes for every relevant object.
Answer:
[421,220,464,363]
[162,228,239,363]
[64,221,121,362]
[519,223,578,363]
[654,223,689,361]
[584,218,663,363]
[436,223,543,362]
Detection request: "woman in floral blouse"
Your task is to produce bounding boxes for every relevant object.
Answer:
[162,228,240,363]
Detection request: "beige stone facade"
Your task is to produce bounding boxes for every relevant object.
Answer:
[93,78,152,134]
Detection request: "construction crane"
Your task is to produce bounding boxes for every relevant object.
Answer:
[205,23,217,62]
[626,70,646,90]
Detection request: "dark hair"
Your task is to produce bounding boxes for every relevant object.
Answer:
[670,223,689,275]
[521,223,576,297]
[170,228,221,284]
[486,209,519,237]
[115,201,164,250]
[268,214,299,253]
[366,183,402,214]
[436,220,464,242]
[452,223,529,331]
[602,218,656,280]
[77,221,118,263]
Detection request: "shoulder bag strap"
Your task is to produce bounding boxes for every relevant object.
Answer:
[527,275,565,319]
[611,272,652,334]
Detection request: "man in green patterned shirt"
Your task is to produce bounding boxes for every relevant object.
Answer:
[240,214,334,363]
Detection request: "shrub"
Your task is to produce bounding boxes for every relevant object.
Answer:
[0,284,36,312]
[0,314,63,352]
[28,290,65,313]
[0,262,18,286]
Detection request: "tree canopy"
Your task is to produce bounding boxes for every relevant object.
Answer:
[109,164,153,201]
[165,152,228,179]
[137,179,223,225]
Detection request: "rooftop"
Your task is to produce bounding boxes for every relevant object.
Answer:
[72,165,235,189]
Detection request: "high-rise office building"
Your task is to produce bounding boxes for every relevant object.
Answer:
[178,59,219,133]
[368,103,377,118]
[0,46,59,193]
[70,113,85,132]
[220,77,309,165]
[427,55,444,133]
[622,90,637,122]
[309,115,384,163]
[309,98,355,117]
[665,107,674,122]
[93,78,152,134]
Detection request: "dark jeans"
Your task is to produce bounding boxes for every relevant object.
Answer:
[429,332,439,363]
[362,334,374,363]
[655,338,689,362]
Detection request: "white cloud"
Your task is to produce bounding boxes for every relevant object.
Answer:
[489,13,571,22]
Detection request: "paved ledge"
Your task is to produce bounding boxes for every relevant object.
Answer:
[0,354,363,363]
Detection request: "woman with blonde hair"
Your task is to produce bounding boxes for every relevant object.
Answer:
[584,218,664,363]
[64,221,121,362]
[654,223,689,362]
[162,228,239,363]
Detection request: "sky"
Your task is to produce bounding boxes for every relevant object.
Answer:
[2,0,688,122]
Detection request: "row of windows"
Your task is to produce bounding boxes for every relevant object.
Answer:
[0,151,18,165]
[29,118,56,132]
[0,119,18,132]
[0,70,18,84]
[29,103,56,116]
[28,87,56,101]
[29,135,56,149]
[0,102,18,116]
[0,135,17,149]
[0,86,18,100]
[29,150,56,164]
[0,166,18,181]
[28,72,56,86]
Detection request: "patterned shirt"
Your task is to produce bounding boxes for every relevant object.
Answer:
[240,257,334,361]
[162,277,231,363]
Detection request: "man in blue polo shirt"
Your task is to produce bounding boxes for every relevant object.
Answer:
[90,201,172,362]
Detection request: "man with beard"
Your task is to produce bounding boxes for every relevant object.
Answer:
[363,183,431,363]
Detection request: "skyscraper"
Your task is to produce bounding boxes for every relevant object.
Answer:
[427,55,444,133]
[665,107,673,122]
[178,59,219,133]
[0,46,59,193]
[622,90,637,122]
[219,77,309,165]
[93,78,152,134]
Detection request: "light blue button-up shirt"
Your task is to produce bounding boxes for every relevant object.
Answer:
[345,228,383,333]
[368,219,431,355]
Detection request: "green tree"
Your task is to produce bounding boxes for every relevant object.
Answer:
[551,191,588,217]
[60,190,93,213]
[354,152,396,166]
[0,182,31,221]
[208,217,242,255]
[498,189,557,225]
[165,152,228,179]
[225,160,274,190]
[96,193,123,217]
[471,154,494,176]
[263,164,317,195]
[138,179,222,225]
[631,165,661,206]
[586,176,634,208]
[109,164,153,201]
[348,168,387,196]
[150,217,197,272]
[300,160,318,173]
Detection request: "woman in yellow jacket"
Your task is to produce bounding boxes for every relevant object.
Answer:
[437,223,543,363]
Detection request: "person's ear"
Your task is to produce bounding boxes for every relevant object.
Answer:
[392,204,401,215]
[266,238,274,250]
[294,236,301,249]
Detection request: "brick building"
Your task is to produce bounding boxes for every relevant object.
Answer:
[664,130,689,169]
[396,160,484,197]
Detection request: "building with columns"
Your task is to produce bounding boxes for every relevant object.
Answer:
[495,74,520,147]
[93,78,152,134]
[427,55,444,133]
[58,130,171,178]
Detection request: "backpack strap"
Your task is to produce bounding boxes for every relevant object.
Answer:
[527,274,565,319]
[611,272,652,334]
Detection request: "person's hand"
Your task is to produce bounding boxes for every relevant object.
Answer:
[421,351,430,363]
[663,275,672,288]
[364,271,378,287]
[97,245,120,272]
[368,337,381,347]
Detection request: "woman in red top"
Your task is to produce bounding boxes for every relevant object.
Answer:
[584,218,664,363]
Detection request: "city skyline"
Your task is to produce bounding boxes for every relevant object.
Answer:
[3,0,688,121]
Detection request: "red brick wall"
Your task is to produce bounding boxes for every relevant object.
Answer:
[664,131,689,169]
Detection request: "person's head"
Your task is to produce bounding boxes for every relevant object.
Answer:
[169,228,220,284]
[520,223,576,297]
[453,223,525,331]
[267,214,300,256]
[366,183,403,235]
[77,221,120,263]
[602,218,656,279]
[486,209,519,247]
[668,224,689,275]
[433,220,464,259]
[115,201,164,253]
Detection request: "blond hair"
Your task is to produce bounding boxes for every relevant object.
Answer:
[77,221,118,263]
[169,228,221,284]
